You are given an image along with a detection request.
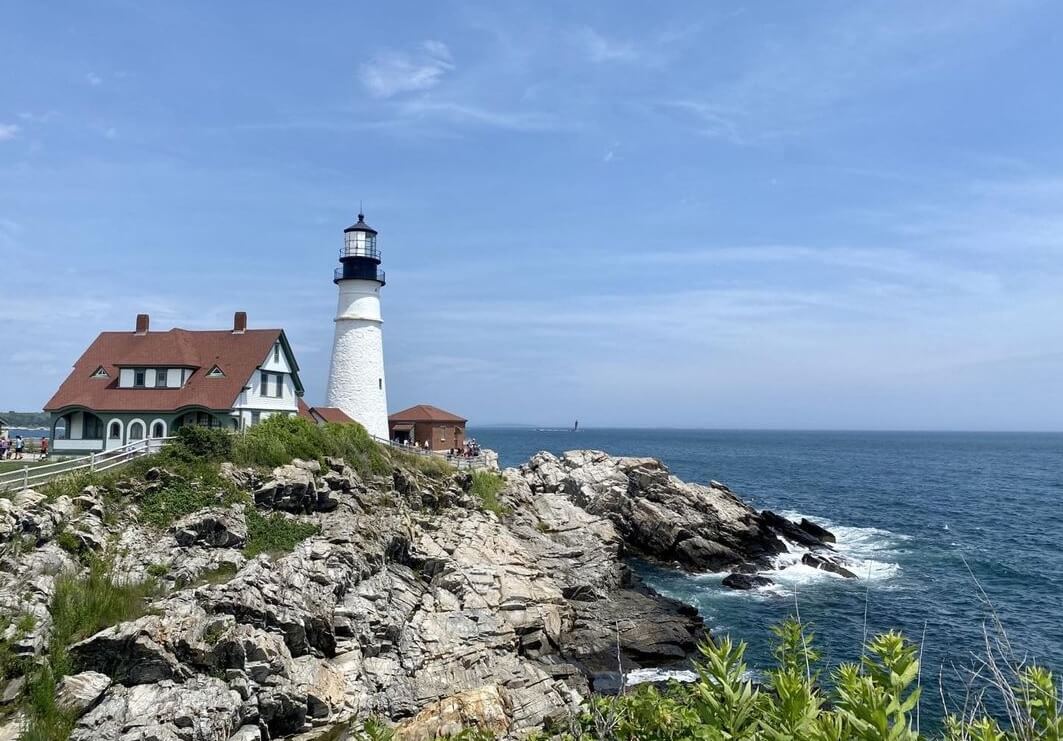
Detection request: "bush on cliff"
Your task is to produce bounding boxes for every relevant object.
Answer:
[566,618,1060,741]
[232,415,390,478]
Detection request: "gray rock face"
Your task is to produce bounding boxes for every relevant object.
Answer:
[56,671,111,716]
[519,451,835,572]
[0,447,841,740]
[173,506,247,549]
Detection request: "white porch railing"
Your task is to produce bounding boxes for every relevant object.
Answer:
[372,436,490,470]
[0,436,174,494]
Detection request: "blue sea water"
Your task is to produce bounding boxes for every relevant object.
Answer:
[470,427,1063,724]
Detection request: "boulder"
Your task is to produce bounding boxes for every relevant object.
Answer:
[56,671,111,716]
[396,685,511,741]
[802,552,857,579]
[721,573,773,590]
[70,676,242,741]
[799,518,836,543]
[760,511,830,549]
[173,506,247,549]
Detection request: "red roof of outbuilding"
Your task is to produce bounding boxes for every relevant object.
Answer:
[310,407,355,424]
[388,404,467,423]
[44,327,297,413]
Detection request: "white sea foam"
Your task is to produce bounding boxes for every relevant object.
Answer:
[758,511,906,587]
[625,668,698,686]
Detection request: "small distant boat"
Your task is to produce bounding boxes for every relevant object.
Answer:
[573,419,579,432]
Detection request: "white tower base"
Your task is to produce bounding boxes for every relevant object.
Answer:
[326,279,389,439]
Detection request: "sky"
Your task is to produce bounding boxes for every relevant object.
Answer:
[2,1,1062,430]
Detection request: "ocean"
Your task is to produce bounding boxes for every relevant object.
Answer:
[470,427,1063,724]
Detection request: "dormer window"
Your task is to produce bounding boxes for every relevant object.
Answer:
[134,369,146,387]
[91,366,109,379]
[207,365,225,378]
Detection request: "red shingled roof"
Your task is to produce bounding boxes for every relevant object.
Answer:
[310,406,355,424]
[44,327,296,413]
[388,404,467,423]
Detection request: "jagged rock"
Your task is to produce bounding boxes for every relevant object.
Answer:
[70,676,242,741]
[799,518,836,543]
[228,727,261,741]
[760,511,832,549]
[254,464,317,513]
[802,552,857,579]
[56,671,111,715]
[721,573,773,590]
[1,675,24,705]
[520,451,791,571]
[396,685,510,740]
[0,446,843,739]
[291,656,345,718]
[257,686,307,736]
[173,506,247,549]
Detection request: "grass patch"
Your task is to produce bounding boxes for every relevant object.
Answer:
[391,450,454,479]
[469,470,508,517]
[232,415,390,479]
[136,480,243,529]
[21,558,157,740]
[244,506,319,558]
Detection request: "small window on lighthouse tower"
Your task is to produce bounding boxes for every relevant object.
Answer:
[378,378,382,390]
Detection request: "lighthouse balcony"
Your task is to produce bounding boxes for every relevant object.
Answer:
[340,244,381,261]
[334,265,385,285]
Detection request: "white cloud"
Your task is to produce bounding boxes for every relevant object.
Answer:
[397,99,560,132]
[0,123,19,141]
[576,26,639,63]
[359,41,454,98]
[86,72,102,86]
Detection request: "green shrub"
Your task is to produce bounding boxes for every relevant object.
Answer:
[469,470,508,517]
[565,618,1060,741]
[244,506,319,558]
[232,415,390,479]
[167,425,233,462]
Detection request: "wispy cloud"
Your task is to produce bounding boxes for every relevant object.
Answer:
[86,72,103,86]
[397,99,561,132]
[359,41,454,98]
[575,26,640,63]
[0,123,19,141]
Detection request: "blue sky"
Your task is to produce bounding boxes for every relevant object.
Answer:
[2,1,1062,430]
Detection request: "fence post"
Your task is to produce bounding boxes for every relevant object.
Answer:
[90,452,96,472]
[22,466,28,491]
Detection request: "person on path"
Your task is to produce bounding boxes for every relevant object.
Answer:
[39,437,49,461]
[14,436,24,460]
[0,438,7,459]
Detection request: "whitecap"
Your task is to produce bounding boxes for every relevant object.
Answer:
[625,668,698,686]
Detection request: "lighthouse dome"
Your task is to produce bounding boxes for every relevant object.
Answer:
[343,213,377,235]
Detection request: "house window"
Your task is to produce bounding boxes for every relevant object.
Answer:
[151,421,165,438]
[251,411,261,426]
[207,366,225,378]
[128,421,145,440]
[155,369,168,388]
[91,366,109,379]
[260,372,283,398]
[273,343,281,363]
[134,369,146,387]
[108,421,121,439]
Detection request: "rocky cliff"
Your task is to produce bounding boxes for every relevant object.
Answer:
[0,448,836,740]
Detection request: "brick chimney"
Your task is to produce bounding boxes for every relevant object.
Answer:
[233,311,247,334]
[135,314,149,335]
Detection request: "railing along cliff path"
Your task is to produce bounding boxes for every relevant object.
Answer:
[0,437,174,494]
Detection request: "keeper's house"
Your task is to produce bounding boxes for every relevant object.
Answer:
[43,312,305,454]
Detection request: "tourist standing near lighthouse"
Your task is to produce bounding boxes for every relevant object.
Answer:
[325,213,389,439]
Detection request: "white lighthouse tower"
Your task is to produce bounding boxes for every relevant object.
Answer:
[325,213,389,439]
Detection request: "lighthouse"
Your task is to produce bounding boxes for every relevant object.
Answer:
[325,213,389,439]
